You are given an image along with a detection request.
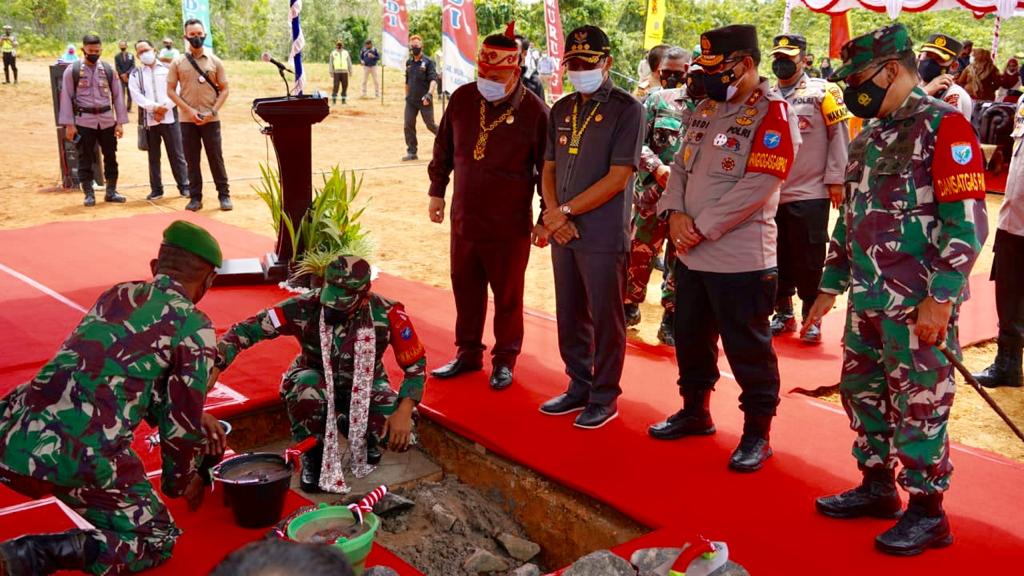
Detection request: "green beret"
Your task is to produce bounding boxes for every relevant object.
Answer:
[830,24,913,83]
[162,220,223,267]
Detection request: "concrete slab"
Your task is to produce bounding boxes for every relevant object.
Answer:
[249,438,443,505]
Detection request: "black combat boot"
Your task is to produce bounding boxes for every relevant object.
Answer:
[657,311,675,346]
[816,467,903,519]
[875,493,952,556]
[624,303,641,328]
[299,441,323,493]
[82,183,96,207]
[973,344,1024,388]
[728,414,773,472]
[0,529,99,576]
[103,181,126,203]
[648,389,715,440]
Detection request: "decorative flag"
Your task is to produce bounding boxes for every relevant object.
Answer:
[441,0,478,92]
[181,0,213,49]
[543,0,565,98]
[829,11,851,60]
[381,0,409,69]
[643,0,667,50]
[288,0,305,95]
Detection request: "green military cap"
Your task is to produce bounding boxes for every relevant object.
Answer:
[920,34,963,64]
[829,24,913,82]
[770,34,807,58]
[654,116,682,132]
[695,25,759,68]
[162,220,223,267]
[320,255,372,310]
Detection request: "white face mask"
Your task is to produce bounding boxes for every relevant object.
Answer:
[568,68,605,94]
[139,51,156,66]
[477,77,510,102]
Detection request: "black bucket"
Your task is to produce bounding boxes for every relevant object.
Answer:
[212,452,293,528]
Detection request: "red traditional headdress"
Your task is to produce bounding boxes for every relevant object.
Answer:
[478,21,520,75]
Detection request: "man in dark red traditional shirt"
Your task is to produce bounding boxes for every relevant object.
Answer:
[427,23,549,390]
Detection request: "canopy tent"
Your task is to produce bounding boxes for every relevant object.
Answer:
[798,0,1024,18]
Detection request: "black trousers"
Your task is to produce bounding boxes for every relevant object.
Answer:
[76,125,118,191]
[775,198,830,317]
[451,235,531,368]
[180,121,229,201]
[145,122,190,196]
[2,52,15,83]
[332,72,349,100]
[403,99,437,155]
[552,246,627,407]
[120,79,132,109]
[673,263,781,418]
[993,229,1024,350]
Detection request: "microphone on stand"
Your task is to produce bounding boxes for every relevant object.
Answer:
[263,53,293,98]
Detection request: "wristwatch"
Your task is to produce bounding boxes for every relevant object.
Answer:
[559,204,573,216]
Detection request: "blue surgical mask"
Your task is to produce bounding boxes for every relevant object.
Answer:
[477,77,510,102]
[568,68,605,95]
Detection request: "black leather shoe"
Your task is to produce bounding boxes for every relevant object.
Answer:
[402,153,418,161]
[875,495,952,556]
[299,443,323,493]
[974,353,1023,388]
[539,393,588,416]
[185,199,203,212]
[431,357,483,379]
[648,409,715,440]
[219,197,233,211]
[83,193,96,207]
[657,311,675,346]
[490,366,513,390]
[146,191,164,201]
[816,468,902,519]
[728,436,773,472]
[103,192,126,203]
[624,303,641,327]
[574,403,618,429]
[0,529,99,576]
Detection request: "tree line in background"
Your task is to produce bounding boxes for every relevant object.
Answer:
[2,0,1021,86]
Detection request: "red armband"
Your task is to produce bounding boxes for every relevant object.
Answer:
[932,114,986,202]
[746,100,795,180]
[388,304,425,367]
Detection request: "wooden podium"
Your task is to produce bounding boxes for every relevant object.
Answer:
[215,95,329,285]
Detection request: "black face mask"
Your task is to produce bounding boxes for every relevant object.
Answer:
[85,53,100,64]
[410,46,422,56]
[843,64,892,119]
[703,62,742,103]
[686,71,707,100]
[120,47,126,52]
[188,36,205,49]
[322,306,349,326]
[661,71,686,89]
[772,58,798,80]
[917,58,945,84]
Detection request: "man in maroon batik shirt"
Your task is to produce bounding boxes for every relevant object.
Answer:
[427,22,549,391]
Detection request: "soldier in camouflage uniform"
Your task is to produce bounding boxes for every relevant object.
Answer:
[806,24,988,556]
[215,256,426,493]
[0,221,224,576]
[624,46,695,345]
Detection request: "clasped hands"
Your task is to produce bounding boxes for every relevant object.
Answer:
[668,211,703,253]
[537,207,580,247]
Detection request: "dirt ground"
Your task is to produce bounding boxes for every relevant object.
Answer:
[1,58,1021,463]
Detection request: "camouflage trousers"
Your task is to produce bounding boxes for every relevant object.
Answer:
[281,366,416,449]
[839,307,959,495]
[625,205,676,311]
[0,460,178,575]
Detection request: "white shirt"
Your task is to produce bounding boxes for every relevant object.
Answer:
[128,63,177,127]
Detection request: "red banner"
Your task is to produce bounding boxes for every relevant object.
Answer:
[441,0,479,91]
[544,0,565,98]
[829,12,851,60]
[381,0,409,69]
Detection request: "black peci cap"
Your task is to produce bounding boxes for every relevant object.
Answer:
[563,25,611,64]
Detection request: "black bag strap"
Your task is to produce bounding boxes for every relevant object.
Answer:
[186,53,220,97]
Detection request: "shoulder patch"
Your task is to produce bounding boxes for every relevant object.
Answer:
[387,303,425,367]
[821,83,851,126]
[933,114,986,202]
[746,100,795,179]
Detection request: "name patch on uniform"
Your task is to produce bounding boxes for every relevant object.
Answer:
[727,126,751,138]
[932,114,986,202]
[746,100,794,179]
[691,118,711,130]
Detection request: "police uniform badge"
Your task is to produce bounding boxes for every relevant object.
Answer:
[735,116,754,126]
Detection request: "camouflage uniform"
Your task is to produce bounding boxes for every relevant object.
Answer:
[821,81,988,494]
[625,87,695,311]
[0,274,215,575]
[216,290,426,446]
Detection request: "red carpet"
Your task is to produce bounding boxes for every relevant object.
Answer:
[0,214,1020,575]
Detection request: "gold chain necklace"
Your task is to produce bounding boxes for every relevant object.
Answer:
[473,91,519,161]
[569,97,601,155]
